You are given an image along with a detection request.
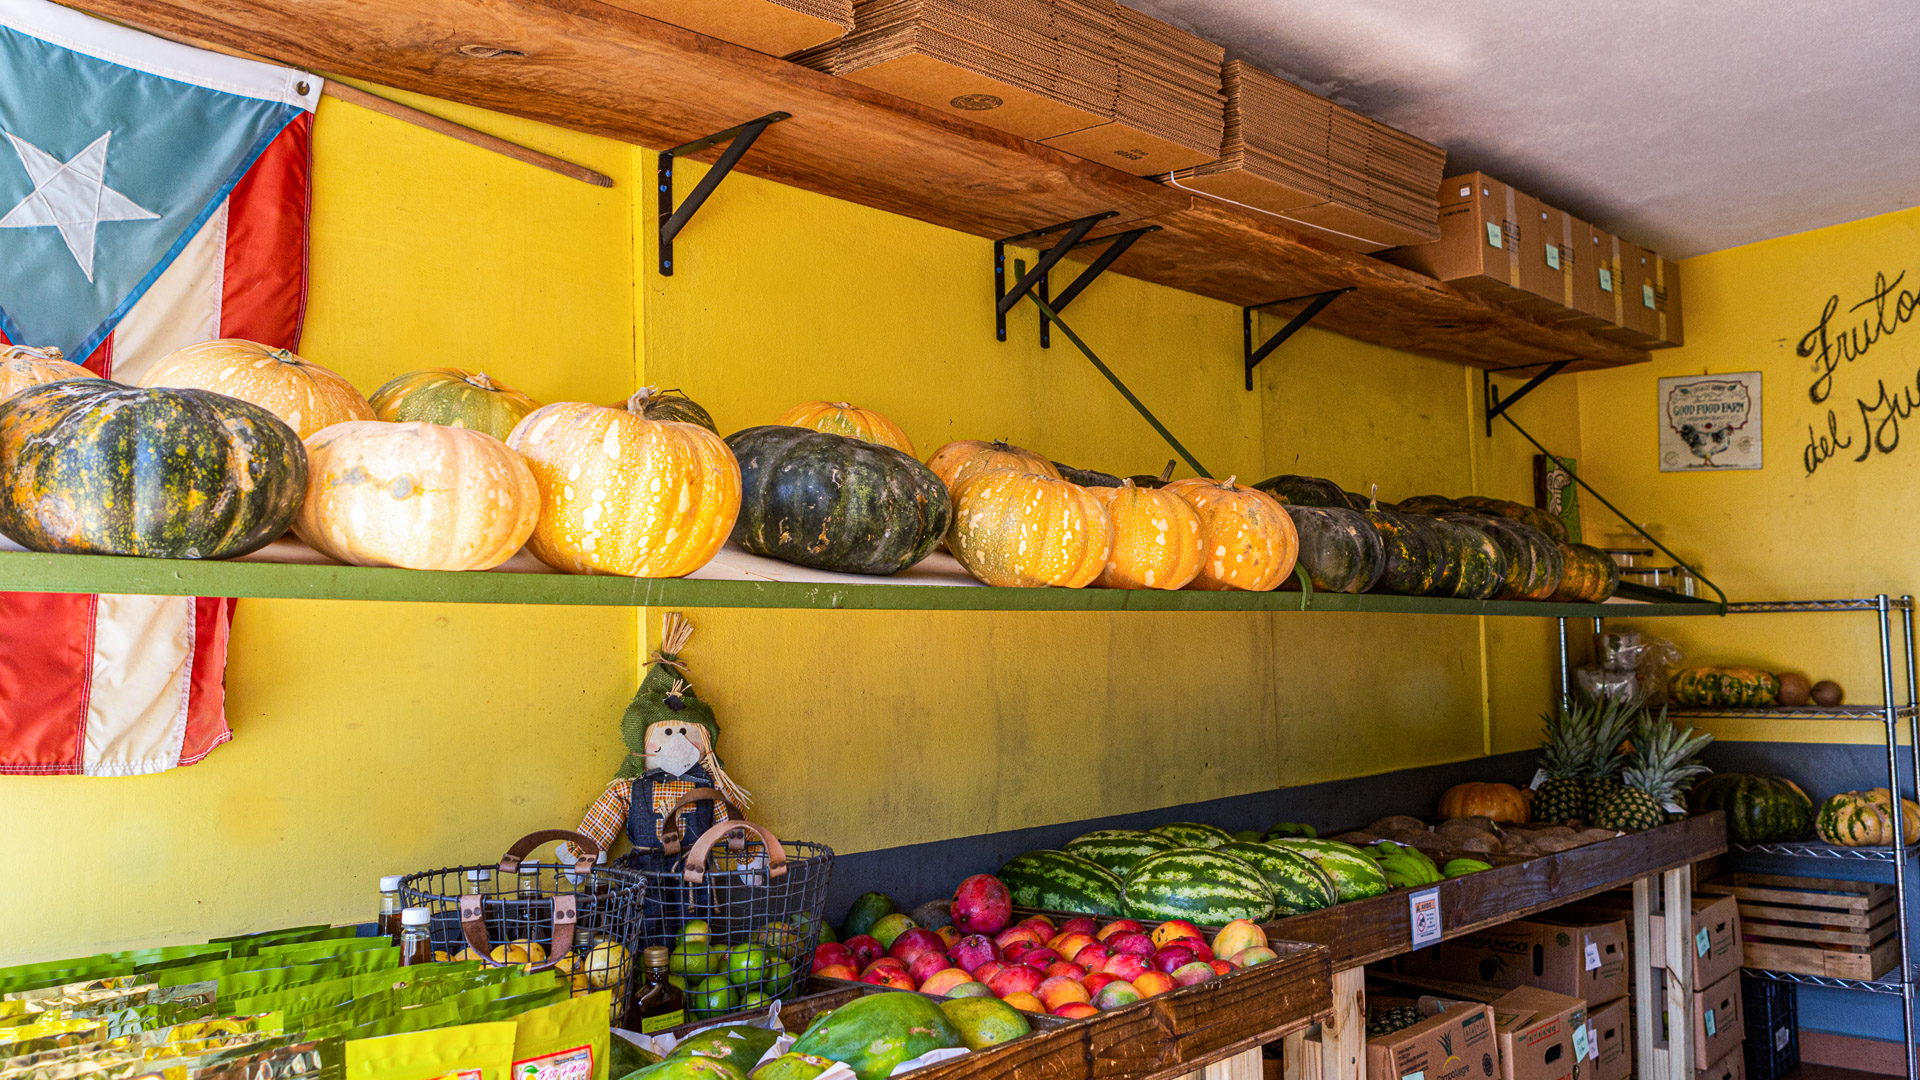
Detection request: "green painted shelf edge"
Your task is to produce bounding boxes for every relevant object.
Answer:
[0,549,1727,616]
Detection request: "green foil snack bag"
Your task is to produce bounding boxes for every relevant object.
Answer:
[346,1021,517,1080]
[511,992,611,1080]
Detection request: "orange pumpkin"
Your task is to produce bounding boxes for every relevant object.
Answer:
[1438,782,1533,824]
[777,400,916,457]
[139,339,374,439]
[949,470,1112,588]
[295,421,537,571]
[925,439,1059,493]
[1164,476,1298,591]
[507,402,740,577]
[1088,480,1203,590]
[0,345,92,403]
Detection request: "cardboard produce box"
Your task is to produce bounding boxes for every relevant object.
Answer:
[1586,996,1631,1080]
[1559,892,1741,991]
[1376,173,1536,301]
[1396,914,1629,1006]
[599,0,851,56]
[1693,970,1745,1070]
[1596,235,1661,346]
[1527,203,1598,322]
[1372,977,1588,1080]
[1366,1001,1502,1080]
[1700,1046,1747,1080]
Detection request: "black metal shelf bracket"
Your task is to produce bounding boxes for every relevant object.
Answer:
[1482,358,1574,435]
[994,213,1159,346]
[658,112,790,276]
[1242,289,1352,390]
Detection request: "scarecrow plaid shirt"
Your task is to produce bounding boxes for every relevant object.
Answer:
[578,776,731,854]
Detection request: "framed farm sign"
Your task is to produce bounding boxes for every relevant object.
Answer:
[1659,372,1762,471]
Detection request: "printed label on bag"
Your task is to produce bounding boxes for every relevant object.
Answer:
[642,1010,685,1034]
[514,1045,593,1080]
[1599,268,1614,292]
[1704,1009,1716,1038]
[1696,928,1711,957]
[1486,223,1504,249]
[1571,1023,1590,1061]
[1410,888,1442,948]
[1546,243,1561,271]
[1775,1026,1790,1051]
[1644,282,1657,308]
[1585,941,1601,971]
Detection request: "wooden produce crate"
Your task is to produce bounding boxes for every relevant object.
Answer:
[1697,873,1901,981]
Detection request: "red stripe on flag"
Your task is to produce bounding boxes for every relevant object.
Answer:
[0,592,95,775]
[220,113,312,350]
[80,336,112,379]
[178,597,235,766]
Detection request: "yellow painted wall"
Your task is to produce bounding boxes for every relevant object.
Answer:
[1578,205,1920,746]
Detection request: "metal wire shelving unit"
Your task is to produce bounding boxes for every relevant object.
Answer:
[1567,596,1918,1080]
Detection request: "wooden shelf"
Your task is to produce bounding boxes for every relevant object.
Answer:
[83,0,1652,373]
[0,541,1725,615]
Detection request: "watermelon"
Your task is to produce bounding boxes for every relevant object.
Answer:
[1063,829,1180,875]
[1689,774,1813,843]
[1120,848,1276,925]
[1148,822,1233,849]
[668,1026,781,1075]
[1213,841,1338,915]
[1266,839,1390,902]
[789,992,963,1080]
[996,850,1123,915]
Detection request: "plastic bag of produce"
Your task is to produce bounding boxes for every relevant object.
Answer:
[1574,665,1640,705]
[345,1021,518,1080]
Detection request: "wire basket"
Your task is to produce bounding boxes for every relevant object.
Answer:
[615,790,833,1016]
[399,829,645,1022]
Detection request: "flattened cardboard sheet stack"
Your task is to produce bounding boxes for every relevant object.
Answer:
[795,0,1224,175]
[1173,60,1445,252]
[606,0,851,57]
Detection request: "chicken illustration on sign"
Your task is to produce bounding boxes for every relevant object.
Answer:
[1660,372,1762,471]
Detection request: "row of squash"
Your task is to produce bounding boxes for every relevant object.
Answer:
[0,341,1613,602]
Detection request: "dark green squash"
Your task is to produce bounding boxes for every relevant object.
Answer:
[1339,490,1371,511]
[1396,494,1460,516]
[1365,509,1445,595]
[1253,474,1350,508]
[0,379,306,559]
[1454,495,1569,543]
[1550,542,1621,602]
[1689,774,1814,843]
[1052,462,1125,488]
[1445,512,1562,601]
[1428,517,1508,600]
[626,386,718,433]
[1283,505,1386,593]
[726,425,950,575]
[1125,460,1178,489]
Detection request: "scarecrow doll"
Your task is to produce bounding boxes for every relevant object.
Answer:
[567,613,751,858]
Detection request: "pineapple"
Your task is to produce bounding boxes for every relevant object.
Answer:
[1579,702,1637,820]
[1595,711,1713,831]
[1533,697,1637,823]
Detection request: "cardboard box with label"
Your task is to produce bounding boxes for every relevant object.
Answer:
[1586,997,1630,1080]
[1700,1046,1747,1080]
[1597,236,1662,346]
[1529,203,1599,321]
[1396,915,1629,1006]
[1559,892,1742,990]
[1377,173,1537,302]
[1558,223,1618,330]
[1370,1001,1502,1080]
[1693,970,1745,1070]
[1373,977,1588,1080]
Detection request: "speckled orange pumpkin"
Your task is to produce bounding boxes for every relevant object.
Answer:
[507,402,740,577]
[777,400,916,457]
[295,421,537,571]
[1165,477,1298,591]
[0,345,91,403]
[925,439,1059,494]
[948,470,1112,588]
[140,339,374,439]
[1088,480,1203,590]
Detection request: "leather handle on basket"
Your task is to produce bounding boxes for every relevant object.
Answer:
[459,893,578,972]
[499,829,600,878]
[657,788,736,856]
[683,820,788,885]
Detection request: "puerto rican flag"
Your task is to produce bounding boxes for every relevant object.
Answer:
[0,0,317,775]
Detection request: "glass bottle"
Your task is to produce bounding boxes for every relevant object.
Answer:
[398,907,433,967]
[629,946,684,1033]
[463,868,491,897]
[378,875,404,944]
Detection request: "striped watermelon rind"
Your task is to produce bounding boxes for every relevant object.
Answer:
[1119,848,1276,925]
[1063,830,1181,876]
[1213,841,1338,915]
[997,850,1123,915]
[1148,822,1233,849]
[1266,838,1390,902]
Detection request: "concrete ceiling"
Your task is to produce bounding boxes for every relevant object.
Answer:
[1122,0,1920,257]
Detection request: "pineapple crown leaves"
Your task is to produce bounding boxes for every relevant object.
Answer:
[1621,709,1714,803]
[1537,695,1640,779]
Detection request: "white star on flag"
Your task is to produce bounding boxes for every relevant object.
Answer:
[0,130,159,282]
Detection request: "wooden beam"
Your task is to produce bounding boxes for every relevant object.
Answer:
[1319,967,1366,1080]
[321,80,613,187]
[1632,877,1660,1080]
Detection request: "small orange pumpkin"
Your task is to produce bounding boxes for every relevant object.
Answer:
[1164,476,1298,591]
[139,339,374,439]
[0,345,92,403]
[1438,782,1533,824]
[777,400,916,457]
[507,402,741,577]
[949,470,1112,588]
[925,439,1059,493]
[1088,480,1204,590]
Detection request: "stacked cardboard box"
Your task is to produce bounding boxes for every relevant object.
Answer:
[1171,61,1446,253]
[605,0,852,57]
[796,0,1224,175]
[1377,172,1683,346]
[1367,977,1590,1080]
